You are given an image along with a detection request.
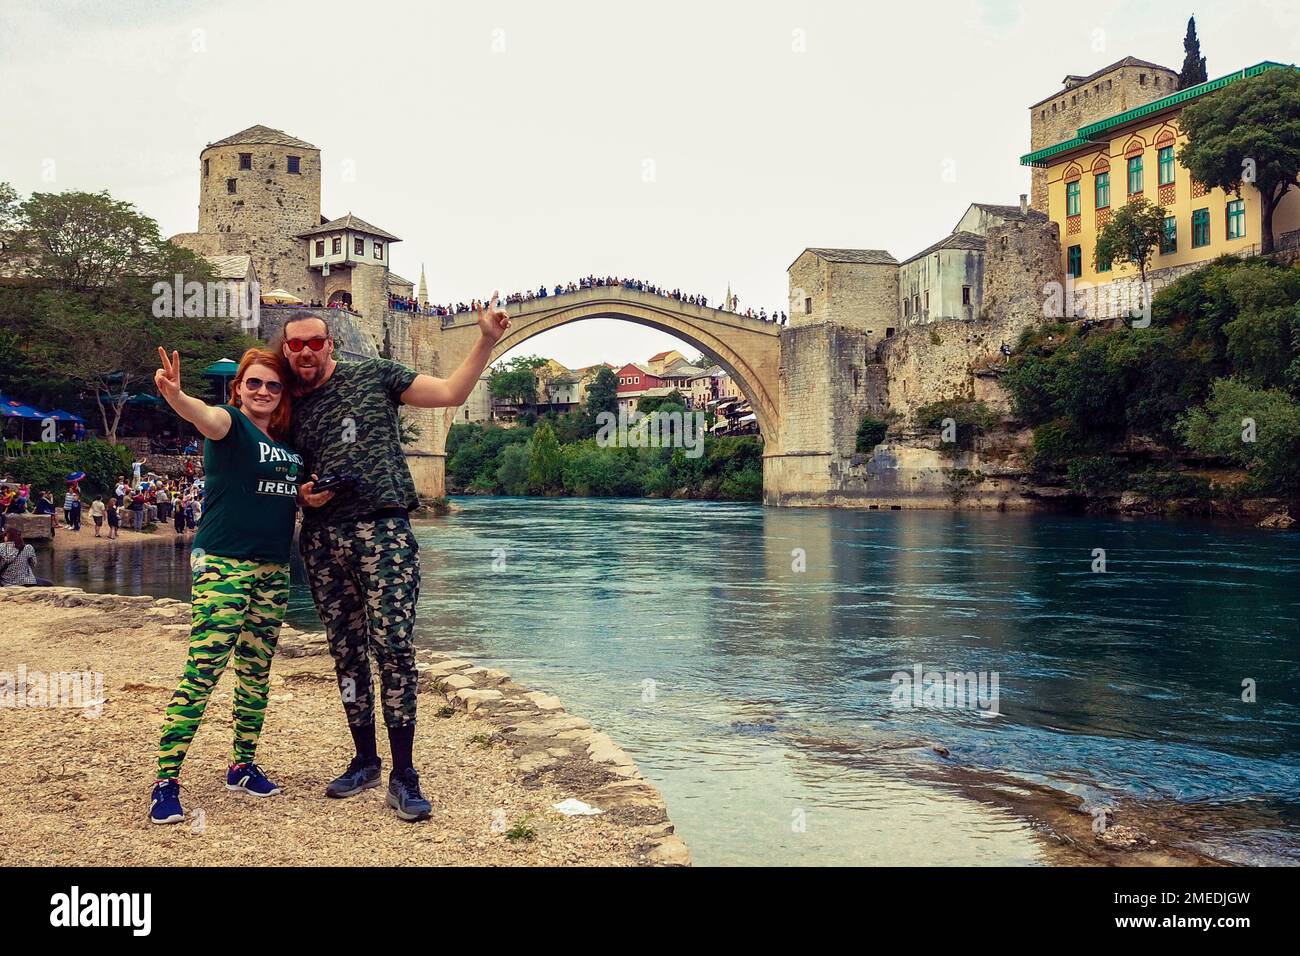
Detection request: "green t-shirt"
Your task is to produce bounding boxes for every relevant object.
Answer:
[290,358,419,527]
[192,405,302,563]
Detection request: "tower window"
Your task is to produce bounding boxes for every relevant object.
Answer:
[226,178,236,194]
[315,240,325,257]
[354,237,364,255]
[962,285,972,305]
[239,153,252,170]
[804,296,812,314]
[203,158,209,177]
[331,237,341,255]
[373,242,384,259]
[287,155,300,174]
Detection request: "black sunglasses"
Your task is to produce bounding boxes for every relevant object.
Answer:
[242,377,284,395]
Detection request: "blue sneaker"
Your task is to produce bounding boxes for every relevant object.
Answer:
[149,779,185,825]
[386,767,432,822]
[225,762,282,797]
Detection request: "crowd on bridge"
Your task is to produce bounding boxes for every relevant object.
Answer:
[389,274,789,326]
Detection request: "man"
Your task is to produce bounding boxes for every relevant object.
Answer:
[283,295,509,821]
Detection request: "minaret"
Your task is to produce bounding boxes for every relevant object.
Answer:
[417,264,428,309]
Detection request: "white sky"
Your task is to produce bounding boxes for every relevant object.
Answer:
[2,0,1296,369]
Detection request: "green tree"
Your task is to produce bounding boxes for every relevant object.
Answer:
[528,421,564,493]
[1180,377,1300,493]
[582,366,619,431]
[1094,196,1167,287]
[637,389,686,415]
[489,355,547,406]
[1177,16,1208,90]
[1178,68,1300,254]
[15,190,170,291]
[0,182,20,263]
[497,442,533,495]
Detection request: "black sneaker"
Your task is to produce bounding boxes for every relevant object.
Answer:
[325,755,382,799]
[386,767,432,822]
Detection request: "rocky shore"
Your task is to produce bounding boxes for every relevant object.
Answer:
[0,586,689,867]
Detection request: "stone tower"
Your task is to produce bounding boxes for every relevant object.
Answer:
[190,125,322,300]
[1027,57,1178,212]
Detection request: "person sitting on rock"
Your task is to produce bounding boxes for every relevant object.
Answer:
[0,527,50,587]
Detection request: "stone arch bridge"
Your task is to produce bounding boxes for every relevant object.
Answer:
[380,285,872,507]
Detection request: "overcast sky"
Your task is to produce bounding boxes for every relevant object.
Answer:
[2,0,1296,369]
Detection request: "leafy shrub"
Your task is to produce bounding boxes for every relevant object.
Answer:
[855,415,887,453]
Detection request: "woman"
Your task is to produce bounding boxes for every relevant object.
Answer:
[148,346,305,826]
[0,526,51,586]
[90,496,106,537]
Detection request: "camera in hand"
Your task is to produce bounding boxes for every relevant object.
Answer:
[311,473,357,495]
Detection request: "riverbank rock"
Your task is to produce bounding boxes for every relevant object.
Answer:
[1257,510,1295,530]
[5,513,55,540]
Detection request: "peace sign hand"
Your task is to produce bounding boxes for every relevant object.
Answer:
[476,291,510,344]
[155,348,185,403]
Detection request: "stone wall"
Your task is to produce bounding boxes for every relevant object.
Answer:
[981,217,1063,324]
[788,252,899,346]
[765,322,873,505]
[880,215,1062,422]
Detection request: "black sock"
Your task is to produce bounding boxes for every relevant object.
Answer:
[387,723,415,773]
[350,722,379,765]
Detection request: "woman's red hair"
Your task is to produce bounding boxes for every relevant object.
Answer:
[228,348,293,442]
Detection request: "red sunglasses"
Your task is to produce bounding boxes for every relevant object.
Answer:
[285,336,329,352]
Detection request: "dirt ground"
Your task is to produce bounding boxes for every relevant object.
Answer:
[0,590,685,866]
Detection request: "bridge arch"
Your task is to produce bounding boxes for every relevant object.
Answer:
[430,286,784,454]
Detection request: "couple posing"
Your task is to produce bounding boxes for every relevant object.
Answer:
[149,297,509,824]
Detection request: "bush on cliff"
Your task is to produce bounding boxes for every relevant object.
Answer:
[1007,257,1300,499]
[1179,377,1300,495]
[914,399,997,454]
[855,415,888,453]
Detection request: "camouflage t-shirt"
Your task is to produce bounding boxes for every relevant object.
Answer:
[291,358,419,527]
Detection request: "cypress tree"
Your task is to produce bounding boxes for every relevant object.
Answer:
[1178,16,1208,89]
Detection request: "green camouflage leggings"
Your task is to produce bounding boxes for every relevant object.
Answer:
[156,554,290,780]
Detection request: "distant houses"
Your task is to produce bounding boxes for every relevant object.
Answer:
[465,351,759,436]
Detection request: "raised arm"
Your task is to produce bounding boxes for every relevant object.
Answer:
[400,293,511,408]
[154,348,231,441]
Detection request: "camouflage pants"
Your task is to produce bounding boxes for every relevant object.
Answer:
[299,517,420,730]
[157,555,289,779]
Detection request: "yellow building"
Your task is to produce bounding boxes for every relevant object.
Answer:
[1021,61,1300,287]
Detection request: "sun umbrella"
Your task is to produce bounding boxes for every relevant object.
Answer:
[261,288,303,305]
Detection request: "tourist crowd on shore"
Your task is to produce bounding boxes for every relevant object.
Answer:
[0,459,206,549]
[388,275,789,326]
